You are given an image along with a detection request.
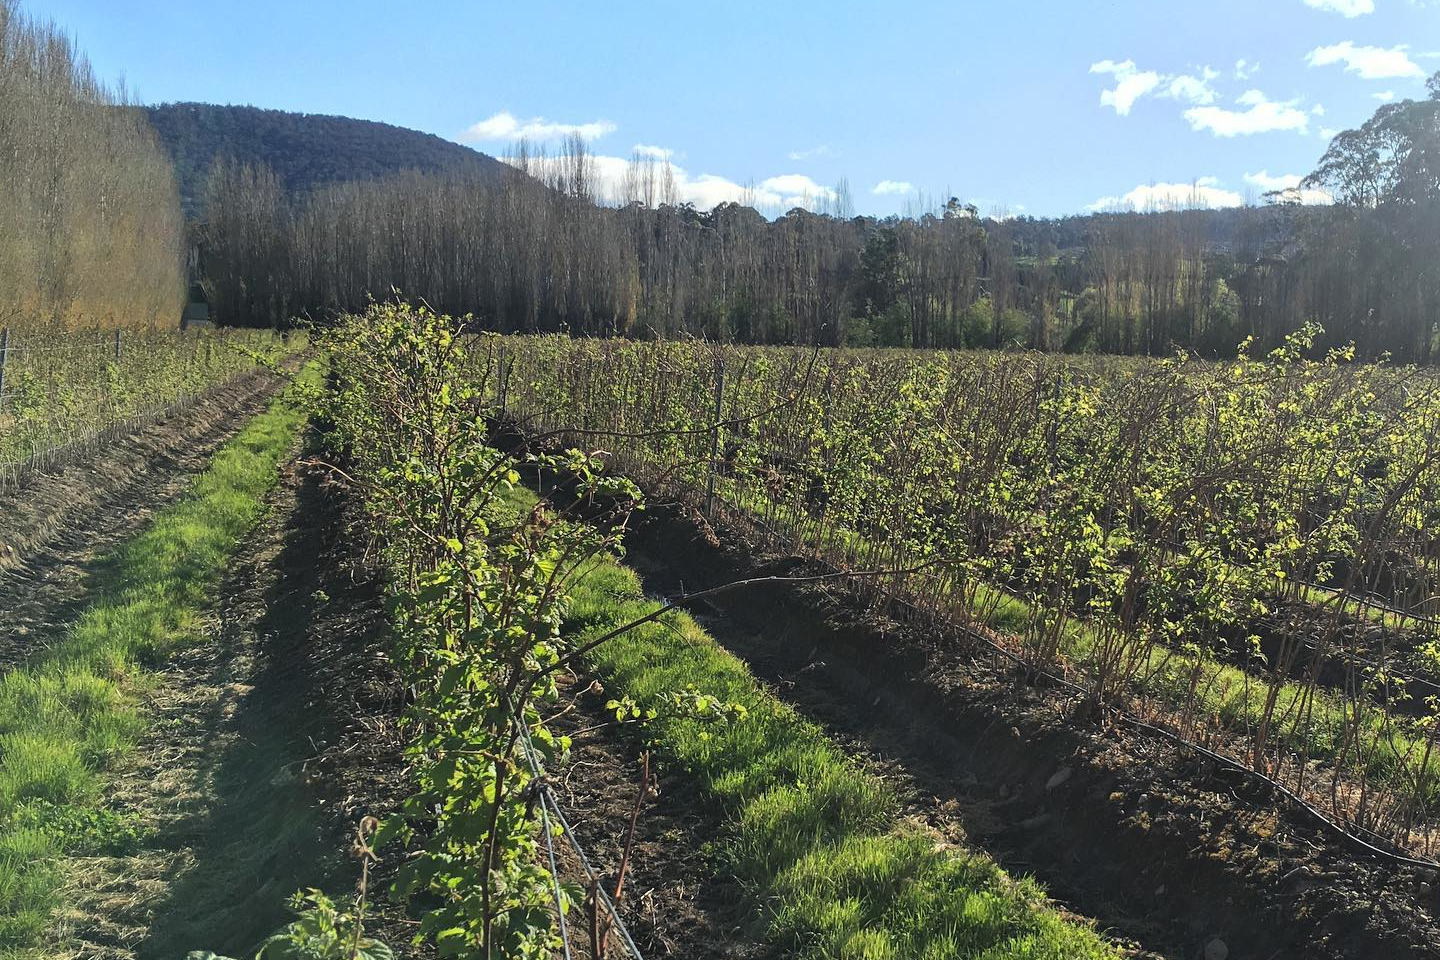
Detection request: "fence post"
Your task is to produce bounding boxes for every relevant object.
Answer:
[497,342,508,414]
[705,354,725,518]
[114,329,122,360]
[0,327,9,410]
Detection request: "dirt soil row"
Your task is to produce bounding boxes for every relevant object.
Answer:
[0,369,284,671]
[617,501,1440,960]
[36,385,1434,957]
[548,675,777,960]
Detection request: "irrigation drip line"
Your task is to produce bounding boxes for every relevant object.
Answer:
[538,793,575,960]
[512,712,646,960]
[1156,534,1440,631]
[686,484,1440,873]
[1285,630,1440,702]
[853,561,1440,874]
[1118,711,1440,874]
[1291,574,1440,630]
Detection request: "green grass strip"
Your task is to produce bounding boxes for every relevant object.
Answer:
[515,498,1118,959]
[0,364,319,953]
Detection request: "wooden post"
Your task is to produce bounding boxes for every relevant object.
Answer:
[497,343,508,413]
[705,354,725,517]
[0,327,9,408]
[114,329,122,360]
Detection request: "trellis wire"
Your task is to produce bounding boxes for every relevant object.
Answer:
[538,793,575,960]
[0,328,9,407]
[0,326,133,398]
[513,712,646,960]
[0,326,272,492]
[0,382,218,492]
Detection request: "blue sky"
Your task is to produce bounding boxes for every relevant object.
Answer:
[32,0,1440,217]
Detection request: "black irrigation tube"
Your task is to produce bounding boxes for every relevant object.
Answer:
[1276,621,1440,703]
[1286,571,1440,630]
[676,485,1440,874]
[1118,711,1440,874]
[862,567,1440,874]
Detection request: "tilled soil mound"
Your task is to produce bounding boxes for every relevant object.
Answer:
[0,369,282,669]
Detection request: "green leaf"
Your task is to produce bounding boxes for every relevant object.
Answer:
[354,939,396,960]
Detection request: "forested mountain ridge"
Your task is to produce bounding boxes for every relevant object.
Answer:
[142,102,511,214]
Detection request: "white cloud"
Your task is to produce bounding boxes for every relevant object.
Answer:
[1184,89,1311,136]
[460,110,618,143]
[1244,170,1334,203]
[1164,68,1220,105]
[1372,90,1397,101]
[787,145,835,161]
[759,174,838,208]
[1087,177,1244,212]
[1244,170,1304,191]
[633,143,675,160]
[1090,59,1163,115]
[871,180,915,196]
[1319,125,1340,139]
[508,152,848,212]
[1303,0,1375,16]
[1235,59,1260,80]
[1091,60,1222,115]
[1306,42,1425,80]
[685,173,767,209]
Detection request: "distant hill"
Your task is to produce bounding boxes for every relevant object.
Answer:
[143,102,512,216]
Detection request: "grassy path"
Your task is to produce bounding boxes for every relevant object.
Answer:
[0,365,318,955]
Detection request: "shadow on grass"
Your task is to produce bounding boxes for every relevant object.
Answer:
[135,457,375,958]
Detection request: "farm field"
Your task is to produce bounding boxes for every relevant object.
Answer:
[4,306,1440,960]
[493,332,1440,856]
[0,337,304,951]
[6,0,1440,955]
[479,323,1440,957]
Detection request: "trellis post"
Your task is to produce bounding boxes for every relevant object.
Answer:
[705,354,725,517]
[0,328,9,409]
[497,342,509,413]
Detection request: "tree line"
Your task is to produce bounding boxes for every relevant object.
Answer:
[0,0,184,329]
[201,73,1439,362]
